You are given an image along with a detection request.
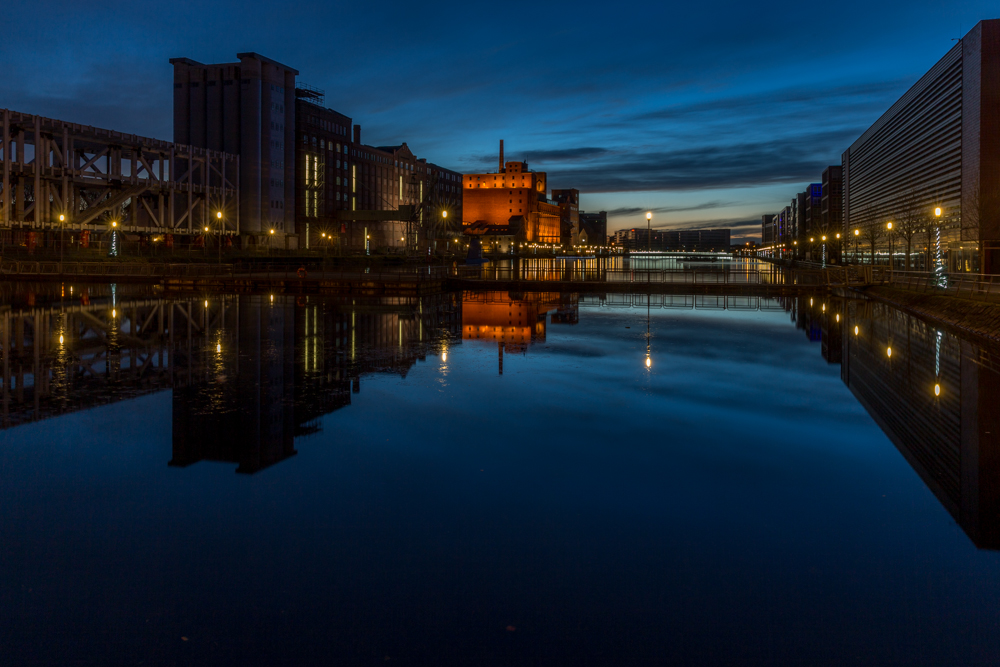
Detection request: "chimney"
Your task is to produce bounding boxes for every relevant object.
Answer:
[353,124,361,144]
[499,139,504,173]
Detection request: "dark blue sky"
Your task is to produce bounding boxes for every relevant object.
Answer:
[1,1,994,239]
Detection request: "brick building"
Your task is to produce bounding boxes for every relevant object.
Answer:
[463,144,562,246]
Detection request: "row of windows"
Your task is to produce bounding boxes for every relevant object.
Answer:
[269,179,285,188]
[270,200,285,209]
[269,160,285,169]
[270,102,285,114]
[270,121,285,132]
[269,84,285,94]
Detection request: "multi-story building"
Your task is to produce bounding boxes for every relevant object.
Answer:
[551,188,580,245]
[463,150,562,245]
[170,52,297,242]
[579,211,607,246]
[842,19,1000,273]
[172,53,463,252]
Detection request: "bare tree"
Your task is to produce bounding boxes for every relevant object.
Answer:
[895,188,923,270]
[857,202,885,264]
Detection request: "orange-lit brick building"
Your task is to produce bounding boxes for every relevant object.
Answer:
[463,146,562,246]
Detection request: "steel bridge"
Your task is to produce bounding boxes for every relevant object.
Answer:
[1,108,239,239]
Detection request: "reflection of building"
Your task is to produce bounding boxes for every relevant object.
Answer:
[463,143,562,245]
[170,296,298,474]
[461,291,576,374]
[841,300,1000,549]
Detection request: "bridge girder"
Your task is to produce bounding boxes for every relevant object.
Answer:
[1,108,240,236]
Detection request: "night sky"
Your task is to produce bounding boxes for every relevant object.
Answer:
[1,1,994,240]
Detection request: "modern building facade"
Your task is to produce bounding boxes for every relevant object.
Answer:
[842,19,1000,273]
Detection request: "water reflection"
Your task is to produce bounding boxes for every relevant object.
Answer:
[2,284,999,547]
[783,294,1000,549]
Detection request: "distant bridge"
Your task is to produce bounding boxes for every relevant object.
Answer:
[1,108,239,239]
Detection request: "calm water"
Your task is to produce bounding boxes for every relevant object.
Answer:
[2,285,999,666]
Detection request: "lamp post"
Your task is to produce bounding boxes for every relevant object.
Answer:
[216,211,223,266]
[269,228,275,255]
[58,213,65,272]
[835,233,841,264]
[646,211,652,254]
[886,221,893,276]
[821,235,827,267]
[854,229,860,263]
[203,226,210,256]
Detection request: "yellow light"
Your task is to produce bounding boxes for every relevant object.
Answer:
[112,221,118,228]
[934,383,941,396]
[810,237,814,242]
[934,207,942,217]
[204,300,208,308]
[216,343,221,353]
[854,229,859,236]
[646,212,652,220]
[217,211,223,219]
[442,210,448,218]
[836,314,840,322]
[886,221,892,230]
[822,304,826,312]
[854,325,859,335]
[270,294,274,303]
[887,346,892,358]
[59,334,64,344]
[442,352,448,362]
[836,233,841,239]
[810,298,813,306]
[59,214,65,222]
[645,356,651,368]
[112,309,116,318]
[204,226,209,232]
[269,229,275,235]
[822,236,827,241]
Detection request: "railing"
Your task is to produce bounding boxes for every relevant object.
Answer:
[0,260,455,282]
[451,266,827,286]
[0,260,236,278]
[886,270,1000,301]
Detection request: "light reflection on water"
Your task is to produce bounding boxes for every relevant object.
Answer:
[2,283,1000,665]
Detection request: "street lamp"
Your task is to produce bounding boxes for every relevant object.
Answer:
[58,213,66,270]
[854,229,860,263]
[886,221,893,274]
[215,211,224,265]
[646,211,652,253]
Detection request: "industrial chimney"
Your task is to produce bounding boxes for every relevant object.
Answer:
[499,140,504,173]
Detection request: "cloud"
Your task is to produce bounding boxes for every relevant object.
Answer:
[606,201,735,217]
[546,129,856,193]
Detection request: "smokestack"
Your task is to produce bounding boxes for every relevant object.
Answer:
[499,139,504,173]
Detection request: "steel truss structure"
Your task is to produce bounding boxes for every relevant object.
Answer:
[1,109,239,237]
